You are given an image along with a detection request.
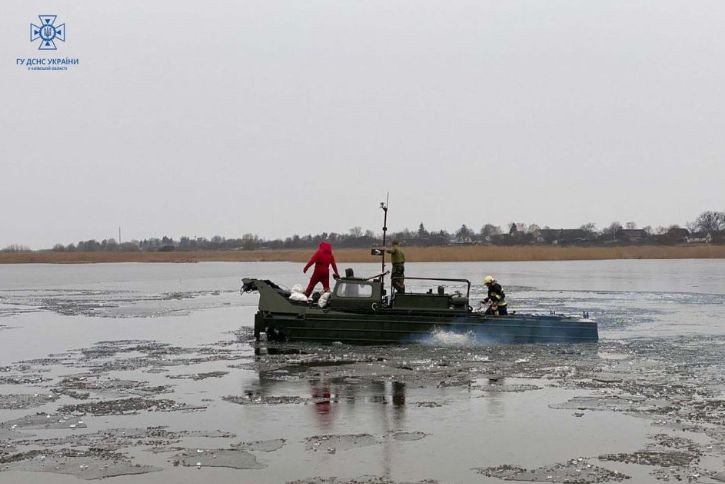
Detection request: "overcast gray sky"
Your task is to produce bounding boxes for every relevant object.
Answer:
[2,1,724,248]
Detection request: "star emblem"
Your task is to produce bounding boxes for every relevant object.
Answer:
[30,15,65,50]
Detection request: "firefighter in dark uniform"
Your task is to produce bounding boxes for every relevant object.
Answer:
[483,275,507,315]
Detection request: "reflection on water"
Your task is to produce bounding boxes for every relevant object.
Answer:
[254,364,409,425]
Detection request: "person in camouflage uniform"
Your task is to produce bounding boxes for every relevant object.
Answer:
[387,240,406,294]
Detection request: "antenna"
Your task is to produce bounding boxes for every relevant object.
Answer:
[380,193,389,274]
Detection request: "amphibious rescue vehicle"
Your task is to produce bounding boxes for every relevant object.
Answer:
[241,200,598,344]
[241,275,598,344]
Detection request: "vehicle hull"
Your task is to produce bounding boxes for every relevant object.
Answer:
[243,278,598,345]
[254,310,598,344]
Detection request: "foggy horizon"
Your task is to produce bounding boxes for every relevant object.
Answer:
[8,210,716,250]
[0,203,719,249]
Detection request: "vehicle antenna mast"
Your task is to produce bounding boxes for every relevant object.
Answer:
[380,194,389,274]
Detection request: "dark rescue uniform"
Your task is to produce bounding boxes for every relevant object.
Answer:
[485,282,508,315]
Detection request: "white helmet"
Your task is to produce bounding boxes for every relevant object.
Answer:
[484,275,494,285]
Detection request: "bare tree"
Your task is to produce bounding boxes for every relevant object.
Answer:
[602,222,622,236]
[480,224,501,237]
[692,211,725,234]
[580,223,597,233]
[2,244,31,252]
[241,233,259,250]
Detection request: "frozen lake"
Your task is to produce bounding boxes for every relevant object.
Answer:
[0,260,723,483]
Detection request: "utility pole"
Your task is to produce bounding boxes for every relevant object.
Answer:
[118,227,121,245]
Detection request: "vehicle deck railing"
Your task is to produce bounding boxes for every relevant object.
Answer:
[391,276,471,298]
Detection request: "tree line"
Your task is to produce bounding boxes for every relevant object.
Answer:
[3,210,724,253]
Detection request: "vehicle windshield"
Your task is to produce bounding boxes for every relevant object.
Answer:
[335,282,373,298]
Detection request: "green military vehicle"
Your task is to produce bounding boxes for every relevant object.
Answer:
[240,274,598,344]
[241,201,597,344]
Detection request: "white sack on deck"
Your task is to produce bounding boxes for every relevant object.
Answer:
[289,291,308,302]
[288,283,308,302]
[318,291,331,308]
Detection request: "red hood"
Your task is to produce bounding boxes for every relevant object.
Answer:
[304,241,338,276]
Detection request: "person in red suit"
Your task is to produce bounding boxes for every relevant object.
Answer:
[303,241,340,296]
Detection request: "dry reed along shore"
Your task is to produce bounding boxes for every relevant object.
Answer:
[1,245,724,264]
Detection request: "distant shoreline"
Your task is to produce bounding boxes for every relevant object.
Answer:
[0,245,723,264]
